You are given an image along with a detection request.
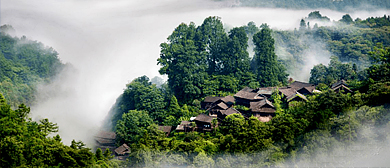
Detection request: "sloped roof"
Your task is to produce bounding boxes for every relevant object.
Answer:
[250,99,275,113]
[194,113,213,123]
[95,131,116,140]
[215,102,229,110]
[221,107,240,116]
[287,92,308,102]
[332,84,353,93]
[115,143,130,155]
[257,87,275,95]
[289,81,315,89]
[95,138,115,145]
[234,89,263,100]
[297,86,316,94]
[331,79,348,89]
[221,95,235,104]
[279,88,297,98]
[204,96,223,103]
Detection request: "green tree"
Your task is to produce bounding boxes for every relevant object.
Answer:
[197,16,228,75]
[115,110,154,144]
[252,26,288,87]
[367,43,390,82]
[340,14,354,24]
[158,22,207,104]
[222,27,250,76]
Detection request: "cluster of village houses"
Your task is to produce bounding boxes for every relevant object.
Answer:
[94,80,352,159]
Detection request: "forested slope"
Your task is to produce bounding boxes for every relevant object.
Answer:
[105,13,390,167]
[0,25,64,107]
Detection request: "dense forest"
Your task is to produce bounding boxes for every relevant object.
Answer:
[0,26,122,167]
[1,11,389,167]
[0,25,64,108]
[104,12,390,167]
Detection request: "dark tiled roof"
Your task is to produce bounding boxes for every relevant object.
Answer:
[279,88,296,98]
[298,86,316,94]
[221,95,235,104]
[286,92,308,102]
[289,81,315,89]
[332,84,353,93]
[257,87,275,95]
[250,99,276,113]
[250,99,274,109]
[221,107,240,116]
[95,131,116,140]
[234,90,263,100]
[204,96,223,103]
[195,113,213,123]
[215,102,229,110]
[331,79,348,89]
[115,143,130,155]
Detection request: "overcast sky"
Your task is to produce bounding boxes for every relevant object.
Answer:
[1,0,388,145]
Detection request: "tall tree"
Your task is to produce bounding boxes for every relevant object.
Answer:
[222,27,251,76]
[158,23,207,104]
[115,110,154,144]
[252,26,288,87]
[197,16,228,75]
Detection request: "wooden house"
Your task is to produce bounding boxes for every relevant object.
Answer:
[202,96,235,110]
[249,99,276,117]
[256,87,275,99]
[94,131,116,147]
[216,107,241,121]
[286,92,308,102]
[331,79,353,93]
[114,143,131,159]
[208,102,229,117]
[194,114,214,132]
[201,96,223,110]
[288,81,315,90]
[175,121,191,132]
[234,87,264,107]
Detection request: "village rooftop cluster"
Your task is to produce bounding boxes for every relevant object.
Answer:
[94,79,352,158]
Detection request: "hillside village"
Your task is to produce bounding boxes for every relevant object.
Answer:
[95,79,353,159]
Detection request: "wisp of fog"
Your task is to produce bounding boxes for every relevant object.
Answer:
[1,0,387,150]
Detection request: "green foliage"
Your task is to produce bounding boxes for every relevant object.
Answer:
[252,26,288,87]
[367,43,390,82]
[107,76,167,128]
[115,110,154,144]
[0,28,64,107]
[309,56,360,85]
[106,15,390,167]
[0,93,110,167]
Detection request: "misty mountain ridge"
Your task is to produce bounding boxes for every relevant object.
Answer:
[223,0,390,11]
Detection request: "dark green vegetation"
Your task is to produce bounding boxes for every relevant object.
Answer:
[1,11,389,167]
[0,25,123,167]
[234,0,390,11]
[0,93,122,167]
[106,14,390,167]
[0,25,64,108]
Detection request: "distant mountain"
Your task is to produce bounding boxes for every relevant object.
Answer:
[230,0,390,11]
